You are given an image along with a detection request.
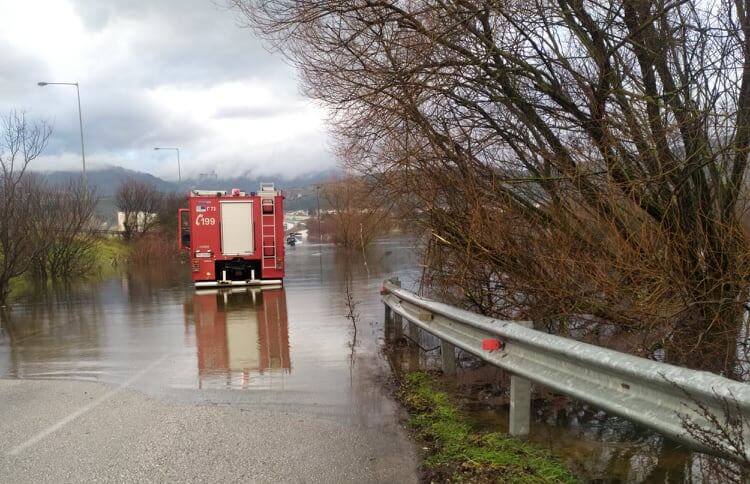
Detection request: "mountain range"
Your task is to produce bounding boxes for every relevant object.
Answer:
[38,166,338,224]
[41,166,339,197]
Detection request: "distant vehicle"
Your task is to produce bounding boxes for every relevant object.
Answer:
[178,183,285,288]
[286,234,297,246]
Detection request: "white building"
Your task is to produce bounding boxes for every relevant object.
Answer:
[116,211,157,233]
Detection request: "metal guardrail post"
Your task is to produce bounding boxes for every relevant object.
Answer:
[384,278,402,343]
[441,340,457,375]
[392,278,403,339]
[509,374,531,436]
[408,318,419,344]
[384,303,394,341]
[509,322,532,436]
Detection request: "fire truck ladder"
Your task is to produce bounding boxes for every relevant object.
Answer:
[261,197,277,272]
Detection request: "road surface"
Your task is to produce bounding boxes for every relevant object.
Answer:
[0,240,421,482]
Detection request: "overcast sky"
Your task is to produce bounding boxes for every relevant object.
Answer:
[0,0,333,181]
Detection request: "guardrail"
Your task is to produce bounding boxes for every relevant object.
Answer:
[381,279,750,461]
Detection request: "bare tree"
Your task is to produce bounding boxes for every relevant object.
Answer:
[125,191,187,266]
[115,178,162,240]
[234,0,750,378]
[321,175,392,248]
[155,191,187,240]
[0,112,52,302]
[672,383,750,481]
[29,178,99,279]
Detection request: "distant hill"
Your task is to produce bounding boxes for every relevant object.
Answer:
[187,169,340,193]
[43,166,177,197]
[36,166,340,224]
[39,167,340,197]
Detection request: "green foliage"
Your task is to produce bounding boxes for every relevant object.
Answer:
[7,276,32,300]
[91,237,129,272]
[399,372,577,483]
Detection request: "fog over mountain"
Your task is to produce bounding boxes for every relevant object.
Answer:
[41,165,337,225]
[42,166,339,197]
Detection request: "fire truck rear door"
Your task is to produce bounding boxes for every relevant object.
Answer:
[220,201,254,255]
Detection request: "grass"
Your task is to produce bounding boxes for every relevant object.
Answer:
[7,276,33,299]
[92,236,129,272]
[4,236,129,302]
[398,372,577,483]
[3,234,181,304]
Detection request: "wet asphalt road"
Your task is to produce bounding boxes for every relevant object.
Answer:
[0,379,417,483]
[0,240,421,482]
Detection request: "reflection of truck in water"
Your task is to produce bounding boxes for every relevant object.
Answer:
[179,183,285,288]
[190,287,290,388]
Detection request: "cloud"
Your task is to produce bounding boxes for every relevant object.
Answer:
[214,105,297,119]
[0,0,334,180]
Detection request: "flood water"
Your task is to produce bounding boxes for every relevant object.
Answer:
[0,239,709,482]
[0,240,418,418]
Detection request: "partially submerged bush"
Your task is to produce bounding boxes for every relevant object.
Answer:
[129,233,178,266]
[320,176,392,248]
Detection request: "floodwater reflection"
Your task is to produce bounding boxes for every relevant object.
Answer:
[189,287,290,389]
[0,238,421,405]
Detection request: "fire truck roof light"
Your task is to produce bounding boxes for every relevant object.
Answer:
[191,190,228,197]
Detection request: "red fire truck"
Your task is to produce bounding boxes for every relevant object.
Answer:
[178,183,285,287]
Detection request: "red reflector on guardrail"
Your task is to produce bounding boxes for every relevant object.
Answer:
[482,338,503,351]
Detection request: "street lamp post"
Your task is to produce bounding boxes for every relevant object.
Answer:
[153,147,181,184]
[37,81,87,187]
[315,184,323,277]
[315,185,322,246]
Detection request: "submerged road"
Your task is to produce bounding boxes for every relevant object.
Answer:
[0,240,421,482]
